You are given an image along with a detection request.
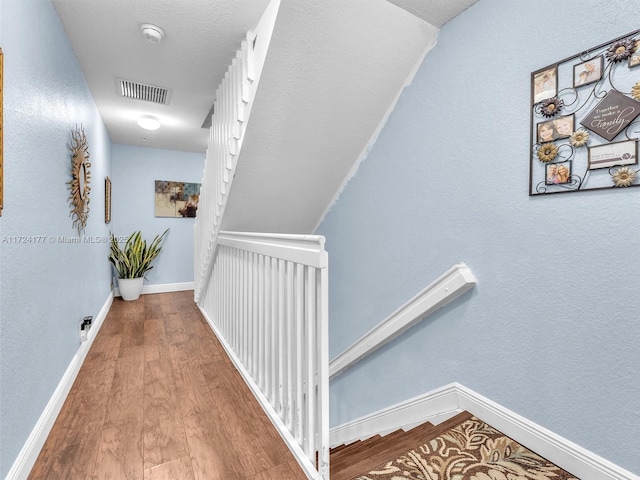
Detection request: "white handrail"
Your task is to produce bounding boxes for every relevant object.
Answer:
[329,263,477,378]
[198,232,330,479]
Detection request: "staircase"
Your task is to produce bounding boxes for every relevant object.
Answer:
[330,411,473,480]
[329,409,584,480]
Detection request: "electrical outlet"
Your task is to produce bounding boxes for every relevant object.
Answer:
[79,321,88,342]
[79,316,93,342]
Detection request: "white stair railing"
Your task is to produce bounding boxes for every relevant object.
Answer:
[192,2,330,477]
[194,31,255,303]
[194,0,280,304]
[198,232,330,479]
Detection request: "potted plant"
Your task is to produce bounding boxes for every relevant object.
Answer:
[109,229,169,301]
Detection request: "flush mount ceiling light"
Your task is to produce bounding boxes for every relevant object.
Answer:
[137,115,161,130]
[140,23,165,43]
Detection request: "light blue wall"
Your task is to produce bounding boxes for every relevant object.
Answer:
[318,0,640,474]
[111,144,204,286]
[0,0,113,476]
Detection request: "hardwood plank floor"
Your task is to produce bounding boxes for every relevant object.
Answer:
[28,291,307,480]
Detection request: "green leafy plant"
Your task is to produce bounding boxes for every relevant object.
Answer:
[108,229,169,279]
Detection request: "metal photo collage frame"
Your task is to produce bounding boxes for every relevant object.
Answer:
[530,29,640,195]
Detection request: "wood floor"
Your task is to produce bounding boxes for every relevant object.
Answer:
[28,291,307,480]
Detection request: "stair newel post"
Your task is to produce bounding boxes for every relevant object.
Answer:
[317,250,330,479]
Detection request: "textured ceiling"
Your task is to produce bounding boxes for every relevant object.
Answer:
[52,0,271,153]
[387,0,475,26]
[53,0,478,233]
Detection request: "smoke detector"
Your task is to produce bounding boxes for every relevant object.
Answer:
[140,24,165,43]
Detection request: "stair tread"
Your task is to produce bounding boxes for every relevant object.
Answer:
[330,411,474,480]
[330,443,350,455]
[330,429,405,470]
[331,422,436,480]
[332,439,362,454]
[331,424,433,476]
[332,436,379,459]
[331,422,431,465]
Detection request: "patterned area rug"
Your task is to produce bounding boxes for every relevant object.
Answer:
[352,416,578,480]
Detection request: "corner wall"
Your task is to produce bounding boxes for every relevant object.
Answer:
[0,0,113,476]
[111,144,204,287]
[318,0,640,474]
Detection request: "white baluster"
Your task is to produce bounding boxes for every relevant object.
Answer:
[284,260,294,430]
[294,263,305,443]
[270,256,278,410]
[304,267,317,459]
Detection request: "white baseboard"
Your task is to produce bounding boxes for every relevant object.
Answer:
[455,384,640,480]
[198,306,321,480]
[330,383,639,480]
[5,292,114,480]
[329,383,461,447]
[113,281,195,297]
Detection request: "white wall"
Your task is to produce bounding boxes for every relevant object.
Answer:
[318,0,640,474]
[0,0,113,476]
[111,144,204,286]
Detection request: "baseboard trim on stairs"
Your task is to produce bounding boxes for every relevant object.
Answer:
[330,382,639,480]
[330,383,461,447]
[455,384,639,480]
[113,281,195,297]
[5,292,114,480]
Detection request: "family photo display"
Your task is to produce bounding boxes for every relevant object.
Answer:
[530,29,640,195]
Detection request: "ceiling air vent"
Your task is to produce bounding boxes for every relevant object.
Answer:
[116,78,171,105]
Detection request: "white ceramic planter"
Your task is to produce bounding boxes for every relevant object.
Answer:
[118,277,144,301]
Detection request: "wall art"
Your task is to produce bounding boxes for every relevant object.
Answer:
[105,176,111,224]
[154,180,200,218]
[530,29,640,195]
[68,125,91,232]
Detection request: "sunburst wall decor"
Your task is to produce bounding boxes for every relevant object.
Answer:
[67,125,91,233]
